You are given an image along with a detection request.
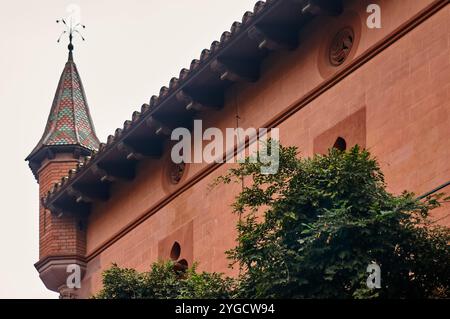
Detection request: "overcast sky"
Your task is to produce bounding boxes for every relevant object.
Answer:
[0,0,257,299]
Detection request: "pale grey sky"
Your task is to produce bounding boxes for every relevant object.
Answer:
[0,0,257,298]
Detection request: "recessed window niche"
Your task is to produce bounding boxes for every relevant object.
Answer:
[313,108,366,155]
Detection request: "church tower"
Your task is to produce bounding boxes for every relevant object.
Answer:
[25,42,99,297]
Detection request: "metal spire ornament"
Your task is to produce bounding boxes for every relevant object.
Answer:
[56,5,86,59]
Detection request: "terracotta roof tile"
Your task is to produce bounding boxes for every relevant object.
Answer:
[26,53,100,176]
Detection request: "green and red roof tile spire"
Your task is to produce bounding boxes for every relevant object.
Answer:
[26,27,100,179]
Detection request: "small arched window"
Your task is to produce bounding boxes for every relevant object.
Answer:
[170,242,181,261]
[333,137,347,151]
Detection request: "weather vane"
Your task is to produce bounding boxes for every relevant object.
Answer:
[56,4,86,52]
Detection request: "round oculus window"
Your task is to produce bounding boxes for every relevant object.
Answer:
[329,27,354,66]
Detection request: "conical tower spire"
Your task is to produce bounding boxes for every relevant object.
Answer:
[26,36,99,178]
[27,10,96,299]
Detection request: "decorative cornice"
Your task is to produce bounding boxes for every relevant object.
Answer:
[35,254,87,271]
[35,254,87,293]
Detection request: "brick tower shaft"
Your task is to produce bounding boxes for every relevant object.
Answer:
[26,47,99,297]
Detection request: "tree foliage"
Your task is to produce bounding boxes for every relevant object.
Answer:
[218,143,450,298]
[95,261,234,299]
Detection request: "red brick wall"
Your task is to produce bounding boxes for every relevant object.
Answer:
[74,0,449,297]
[38,155,86,259]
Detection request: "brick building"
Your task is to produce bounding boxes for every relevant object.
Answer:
[26,0,450,298]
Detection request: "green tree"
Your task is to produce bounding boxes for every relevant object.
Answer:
[218,143,449,298]
[95,261,234,299]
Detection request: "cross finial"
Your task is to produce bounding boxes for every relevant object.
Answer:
[56,4,85,60]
